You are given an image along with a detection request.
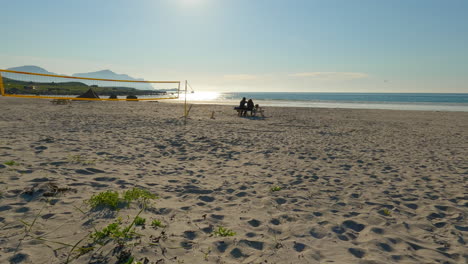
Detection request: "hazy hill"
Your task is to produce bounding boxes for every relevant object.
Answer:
[72,69,153,89]
[7,65,58,75]
[72,69,143,81]
[5,66,154,90]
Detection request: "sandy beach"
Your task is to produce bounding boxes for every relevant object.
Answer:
[0,96,466,264]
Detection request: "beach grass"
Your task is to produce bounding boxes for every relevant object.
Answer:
[213,226,236,237]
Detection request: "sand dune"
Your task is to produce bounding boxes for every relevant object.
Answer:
[0,97,467,264]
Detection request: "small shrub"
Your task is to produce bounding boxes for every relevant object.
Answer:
[271,186,282,192]
[134,216,146,226]
[123,188,157,204]
[90,222,121,243]
[90,220,136,245]
[87,188,156,210]
[151,219,164,228]
[88,191,122,210]
[213,226,236,237]
[382,208,392,216]
[4,160,19,166]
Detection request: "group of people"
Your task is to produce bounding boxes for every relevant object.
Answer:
[237,97,256,117]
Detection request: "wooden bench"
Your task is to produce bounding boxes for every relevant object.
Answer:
[234,107,265,117]
[50,99,72,105]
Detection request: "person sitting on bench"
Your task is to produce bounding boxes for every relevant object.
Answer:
[235,97,247,116]
[245,99,254,116]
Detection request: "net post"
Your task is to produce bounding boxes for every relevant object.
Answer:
[184,80,188,125]
[177,82,181,99]
[0,72,5,96]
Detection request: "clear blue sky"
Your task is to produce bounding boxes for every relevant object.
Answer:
[1,0,467,92]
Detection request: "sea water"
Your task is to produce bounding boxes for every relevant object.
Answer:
[176,92,468,112]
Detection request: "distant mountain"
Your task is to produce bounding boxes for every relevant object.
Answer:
[7,65,58,75]
[6,66,154,90]
[72,69,142,81]
[72,70,153,89]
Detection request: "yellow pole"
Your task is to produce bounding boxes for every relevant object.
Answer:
[0,72,5,96]
[177,82,181,99]
[184,80,188,125]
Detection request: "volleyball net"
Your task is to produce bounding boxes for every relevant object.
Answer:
[0,69,180,101]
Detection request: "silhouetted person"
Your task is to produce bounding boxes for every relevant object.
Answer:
[238,97,247,116]
[239,97,247,109]
[246,99,254,116]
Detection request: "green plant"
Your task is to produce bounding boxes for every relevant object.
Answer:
[382,208,392,216]
[122,256,134,264]
[4,160,19,166]
[151,219,164,228]
[90,222,120,243]
[87,188,156,210]
[90,221,136,245]
[134,216,146,226]
[202,247,212,261]
[271,186,282,192]
[213,226,236,237]
[88,191,122,210]
[123,187,157,205]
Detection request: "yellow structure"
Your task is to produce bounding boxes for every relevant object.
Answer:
[0,69,180,101]
[0,72,5,96]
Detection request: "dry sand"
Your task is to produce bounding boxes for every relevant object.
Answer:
[0,97,467,264]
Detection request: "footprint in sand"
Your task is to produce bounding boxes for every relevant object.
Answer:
[248,219,261,227]
[235,192,247,197]
[15,207,30,213]
[0,205,13,212]
[309,228,327,239]
[180,241,193,249]
[377,242,393,252]
[215,241,229,253]
[342,220,366,232]
[239,240,264,250]
[348,248,365,258]
[93,177,116,182]
[434,222,446,228]
[275,198,287,205]
[427,212,446,221]
[293,242,306,252]
[404,203,418,210]
[9,253,29,263]
[183,231,197,240]
[230,248,248,259]
[211,214,225,220]
[41,213,55,220]
[29,177,50,183]
[199,196,215,202]
[270,219,280,225]
[371,227,385,234]
[245,232,257,238]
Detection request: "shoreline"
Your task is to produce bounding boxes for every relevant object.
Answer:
[166,99,468,112]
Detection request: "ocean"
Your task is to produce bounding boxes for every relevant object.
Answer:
[177,92,468,112]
